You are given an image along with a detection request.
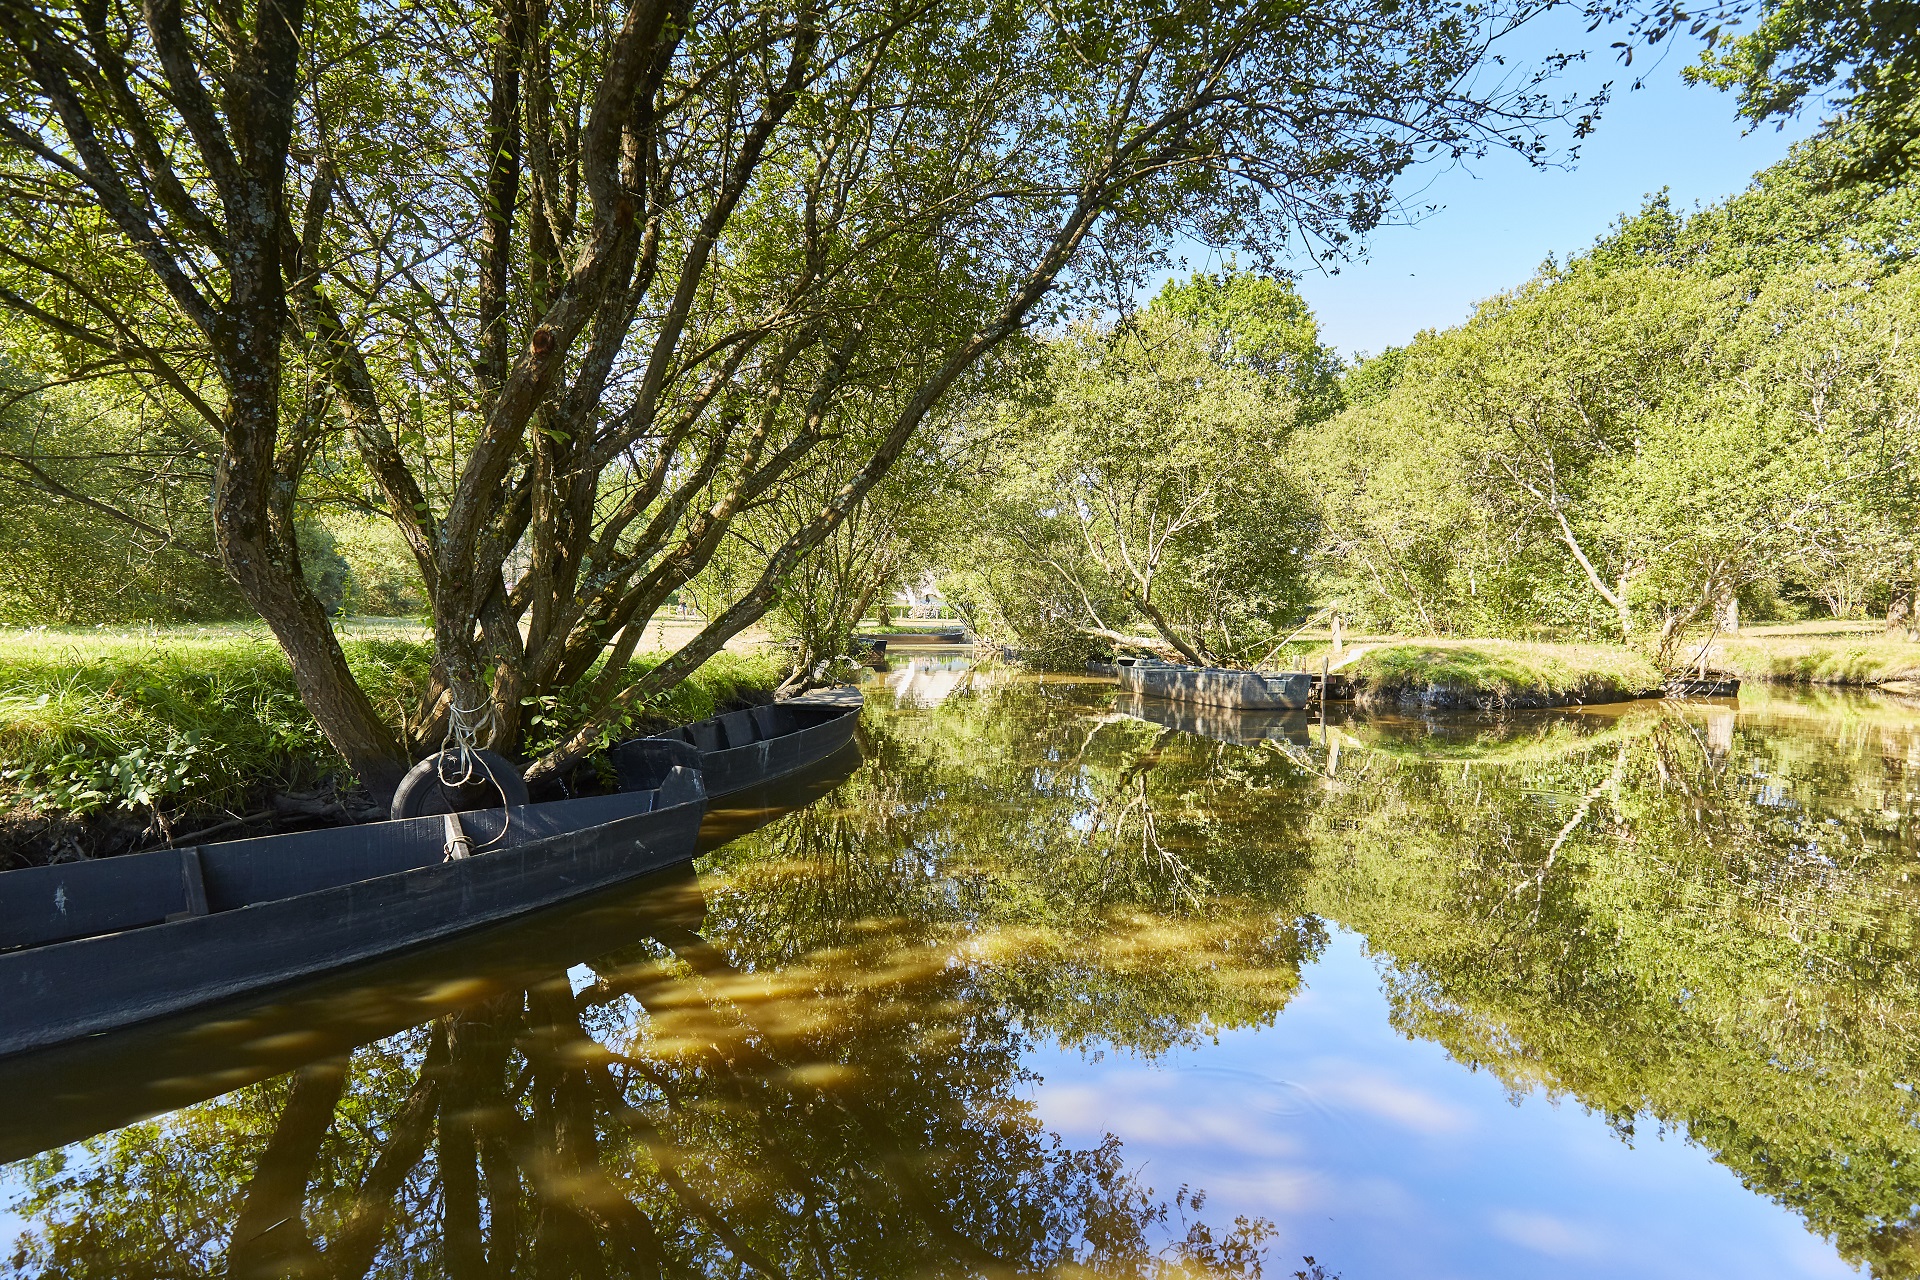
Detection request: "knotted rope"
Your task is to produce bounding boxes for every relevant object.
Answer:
[438,696,497,786]
[438,694,510,858]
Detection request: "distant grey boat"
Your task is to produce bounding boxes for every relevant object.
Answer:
[1117,659,1313,711]
[1665,675,1741,698]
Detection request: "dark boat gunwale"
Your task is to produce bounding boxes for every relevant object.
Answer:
[0,747,708,1060]
[623,685,862,799]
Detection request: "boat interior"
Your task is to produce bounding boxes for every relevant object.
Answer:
[1,751,704,954]
[645,700,850,757]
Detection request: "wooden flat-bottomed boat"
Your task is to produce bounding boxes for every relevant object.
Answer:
[1117,658,1313,711]
[0,689,867,1062]
[0,739,870,1163]
[1666,674,1741,698]
[639,685,863,798]
[0,742,707,1060]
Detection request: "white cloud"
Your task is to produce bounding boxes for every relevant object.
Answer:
[1488,1209,1606,1260]
[1307,1069,1474,1137]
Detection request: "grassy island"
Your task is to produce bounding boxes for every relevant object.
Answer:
[1330,640,1664,711]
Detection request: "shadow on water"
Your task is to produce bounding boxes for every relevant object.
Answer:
[5,659,1920,1278]
[0,741,861,1166]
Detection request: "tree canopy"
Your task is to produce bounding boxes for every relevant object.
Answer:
[950,272,1326,665]
[1301,139,1920,648]
[0,0,1596,796]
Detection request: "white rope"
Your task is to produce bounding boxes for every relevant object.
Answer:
[437,697,496,787]
[437,694,511,858]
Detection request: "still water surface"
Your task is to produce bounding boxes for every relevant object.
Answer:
[4,658,1917,1278]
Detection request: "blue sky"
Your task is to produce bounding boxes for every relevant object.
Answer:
[1176,13,1822,358]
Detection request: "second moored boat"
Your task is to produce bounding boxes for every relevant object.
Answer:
[1116,658,1314,711]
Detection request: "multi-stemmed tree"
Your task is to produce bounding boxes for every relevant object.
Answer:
[0,0,1597,798]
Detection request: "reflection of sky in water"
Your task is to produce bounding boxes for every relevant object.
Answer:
[2,677,1910,1276]
[883,653,977,706]
[0,1197,22,1260]
[1027,928,1858,1280]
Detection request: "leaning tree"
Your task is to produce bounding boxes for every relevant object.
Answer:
[0,0,1598,799]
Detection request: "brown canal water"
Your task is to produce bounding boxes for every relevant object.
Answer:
[3,656,1917,1279]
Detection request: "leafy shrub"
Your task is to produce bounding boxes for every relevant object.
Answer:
[0,630,778,818]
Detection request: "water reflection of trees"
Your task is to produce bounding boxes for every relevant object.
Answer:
[8,679,1329,1278]
[15,679,1918,1277]
[702,681,1329,1055]
[9,891,1294,1280]
[1307,698,1920,1278]
[11,926,1278,1278]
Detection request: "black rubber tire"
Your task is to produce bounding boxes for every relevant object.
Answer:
[389,748,530,819]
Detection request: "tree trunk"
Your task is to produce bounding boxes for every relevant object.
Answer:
[215,281,409,801]
[226,1057,347,1279]
[1548,507,1634,640]
[213,426,408,802]
[1134,593,1205,665]
[211,0,413,804]
[1888,581,1913,640]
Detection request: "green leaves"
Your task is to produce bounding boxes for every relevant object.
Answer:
[959,285,1320,665]
[1305,168,1920,650]
[4,0,1620,765]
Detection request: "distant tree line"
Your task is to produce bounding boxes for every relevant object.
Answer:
[1309,140,1920,658]
[947,135,1920,667]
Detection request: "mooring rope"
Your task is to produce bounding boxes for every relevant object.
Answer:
[438,694,511,857]
[438,697,495,785]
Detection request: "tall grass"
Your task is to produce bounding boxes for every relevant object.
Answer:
[1339,640,1664,709]
[0,629,777,818]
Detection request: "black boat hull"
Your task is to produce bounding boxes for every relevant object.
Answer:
[0,741,867,1161]
[637,686,863,798]
[0,784,706,1060]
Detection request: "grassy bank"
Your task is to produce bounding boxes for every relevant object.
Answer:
[0,629,778,855]
[0,632,429,821]
[1331,640,1664,711]
[1711,632,1920,686]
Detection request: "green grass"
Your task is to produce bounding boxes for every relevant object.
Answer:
[0,628,778,819]
[1734,619,1885,637]
[1336,639,1664,710]
[1713,633,1920,685]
